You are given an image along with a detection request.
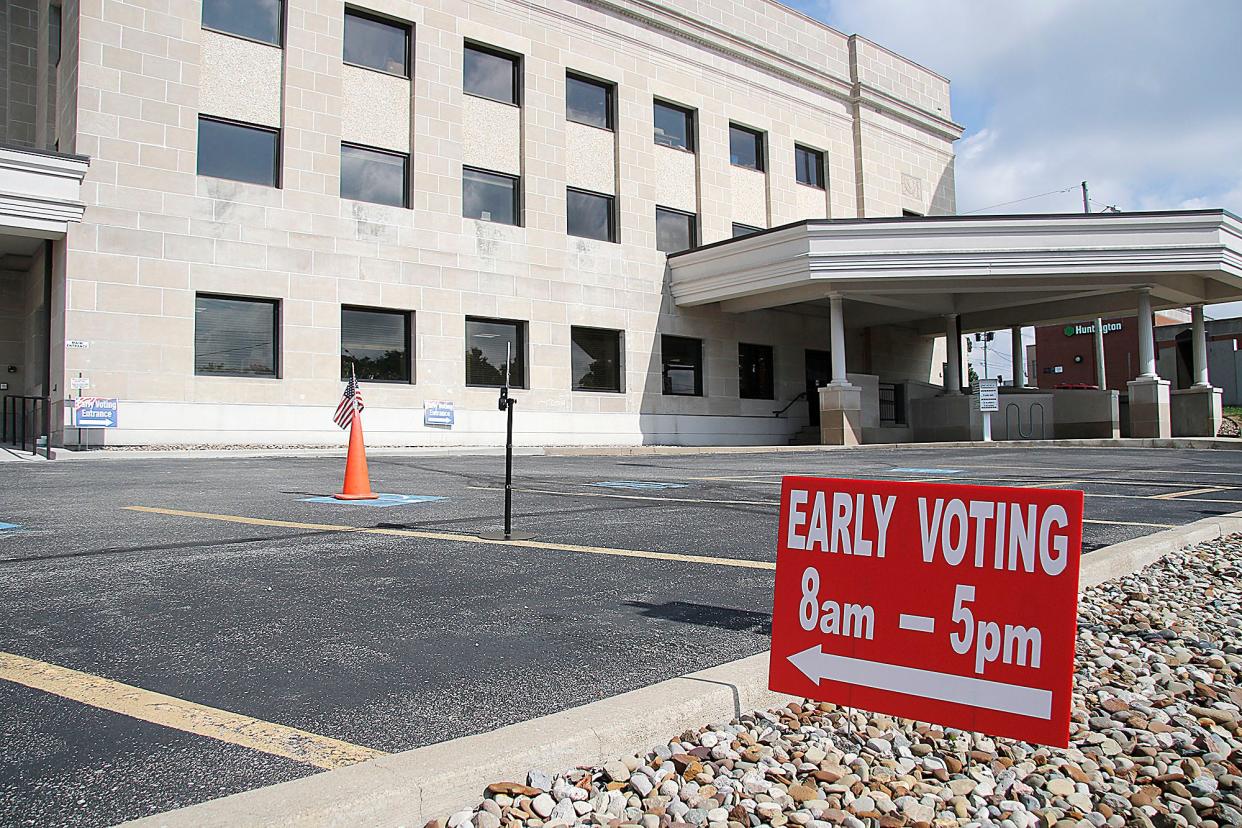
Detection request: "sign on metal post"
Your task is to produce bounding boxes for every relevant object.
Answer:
[977,379,999,412]
[769,477,1083,747]
[74,397,118,428]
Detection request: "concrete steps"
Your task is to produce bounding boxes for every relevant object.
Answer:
[789,426,820,445]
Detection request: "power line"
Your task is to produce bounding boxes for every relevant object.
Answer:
[962,185,1080,215]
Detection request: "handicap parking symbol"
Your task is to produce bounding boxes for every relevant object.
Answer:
[301,493,446,508]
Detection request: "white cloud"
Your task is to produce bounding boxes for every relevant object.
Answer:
[791,0,1242,217]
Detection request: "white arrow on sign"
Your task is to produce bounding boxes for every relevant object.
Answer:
[787,644,1052,719]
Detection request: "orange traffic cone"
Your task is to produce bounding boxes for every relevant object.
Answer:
[334,414,378,500]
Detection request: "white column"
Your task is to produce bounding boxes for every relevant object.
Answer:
[1192,304,1210,387]
[944,313,961,394]
[1010,325,1025,387]
[829,295,849,386]
[1093,317,1107,390]
[1137,289,1157,378]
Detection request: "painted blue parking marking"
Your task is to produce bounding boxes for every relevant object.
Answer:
[301,493,446,508]
[890,468,963,475]
[0,522,20,531]
[590,481,689,490]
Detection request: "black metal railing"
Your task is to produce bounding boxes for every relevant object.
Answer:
[2,395,49,456]
[772,391,808,417]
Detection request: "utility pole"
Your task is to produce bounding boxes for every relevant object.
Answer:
[1083,181,1107,389]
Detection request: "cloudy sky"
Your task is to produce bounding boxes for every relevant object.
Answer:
[787,0,1242,378]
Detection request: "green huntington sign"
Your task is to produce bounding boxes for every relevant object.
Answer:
[1063,321,1122,337]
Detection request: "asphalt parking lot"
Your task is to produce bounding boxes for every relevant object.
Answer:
[2,445,1242,827]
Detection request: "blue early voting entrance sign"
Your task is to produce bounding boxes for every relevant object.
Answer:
[74,397,118,428]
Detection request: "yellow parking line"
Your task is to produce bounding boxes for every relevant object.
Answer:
[1153,486,1228,500]
[124,506,776,571]
[0,651,383,770]
[468,484,779,507]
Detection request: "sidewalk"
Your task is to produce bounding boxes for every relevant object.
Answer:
[35,436,1242,462]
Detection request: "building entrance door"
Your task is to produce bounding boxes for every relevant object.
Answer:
[805,349,832,427]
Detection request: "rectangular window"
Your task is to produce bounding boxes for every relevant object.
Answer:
[571,327,623,392]
[732,223,762,238]
[343,9,410,77]
[795,144,824,189]
[729,123,764,171]
[662,335,703,396]
[341,143,408,208]
[653,100,694,151]
[197,116,280,187]
[463,167,519,225]
[739,342,774,400]
[567,188,615,242]
[342,306,411,382]
[566,73,613,130]
[194,294,279,377]
[463,42,520,105]
[466,317,526,388]
[49,5,62,66]
[656,207,696,254]
[202,0,283,46]
[902,209,924,217]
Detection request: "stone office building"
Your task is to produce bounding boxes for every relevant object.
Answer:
[1,0,1239,449]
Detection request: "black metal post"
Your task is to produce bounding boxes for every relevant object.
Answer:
[503,397,514,537]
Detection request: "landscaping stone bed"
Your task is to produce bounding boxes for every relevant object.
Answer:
[441,535,1242,828]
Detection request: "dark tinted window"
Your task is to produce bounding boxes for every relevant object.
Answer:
[343,10,409,77]
[341,143,408,208]
[203,0,282,45]
[566,74,612,129]
[567,189,614,242]
[732,223,761,238]
[662,335,703,396]
[729,123,764,171]
[902,209,924,217]
[656,207,695,254]
[194,294,278,377]
[342,306,410,382]
[50,5,61,65]
[463,167,519,225]
[572,327,623,392]
[465,317,525,388]
[739,342,774,399]
[464,43,519,104]
[654,101,694,151]
[795,144,824,188]
[197,117,279,187]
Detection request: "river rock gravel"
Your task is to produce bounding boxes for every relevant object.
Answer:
[442,536,1242,828]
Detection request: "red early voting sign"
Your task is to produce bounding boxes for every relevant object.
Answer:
[769,477,1083,747]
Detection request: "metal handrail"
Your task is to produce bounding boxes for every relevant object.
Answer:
[772,391,808,417]
[2,395,49,456]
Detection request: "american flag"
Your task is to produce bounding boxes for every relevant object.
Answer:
[334,371,364,429]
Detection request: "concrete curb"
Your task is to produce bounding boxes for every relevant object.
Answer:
[1078,509,1242,588]
[45,446,547,462]
[124,510,1242,828]
[38,436,1242,462]
[124,654,795,828]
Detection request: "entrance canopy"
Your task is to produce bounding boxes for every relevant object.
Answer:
[668,210,1242,333]
[0,142,89,252]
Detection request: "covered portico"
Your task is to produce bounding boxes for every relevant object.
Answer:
[0,143,89,448]
[669,210,1242,445]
